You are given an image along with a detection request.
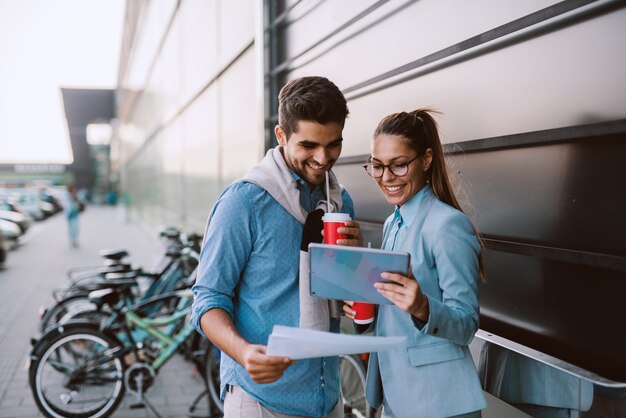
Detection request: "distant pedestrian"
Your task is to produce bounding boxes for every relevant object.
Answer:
[64,184,84,247]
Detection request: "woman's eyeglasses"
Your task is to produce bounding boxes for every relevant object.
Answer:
[362,155,420,178]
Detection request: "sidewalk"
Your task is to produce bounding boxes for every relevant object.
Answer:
[0,206,212,418]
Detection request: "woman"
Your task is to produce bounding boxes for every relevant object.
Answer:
[344,109,486,418]
[64,184,82,247]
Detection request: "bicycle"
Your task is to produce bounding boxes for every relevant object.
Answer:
[28,285,212,418]
[38,233,200,333]
[44,227,197,305]
[340,353,370,418]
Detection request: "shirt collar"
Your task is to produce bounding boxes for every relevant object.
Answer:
[289,168,322,193]
[397,185,432,227]
[289,168,300,181]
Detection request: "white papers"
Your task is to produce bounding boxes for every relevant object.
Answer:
[266,325,405,359]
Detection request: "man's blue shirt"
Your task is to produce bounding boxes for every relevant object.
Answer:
[191,176,355,416]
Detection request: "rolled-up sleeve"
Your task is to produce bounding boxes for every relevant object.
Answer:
[190,183,256,336]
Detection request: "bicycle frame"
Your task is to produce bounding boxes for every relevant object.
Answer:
[89,284,197,372]
[123,308,196,370]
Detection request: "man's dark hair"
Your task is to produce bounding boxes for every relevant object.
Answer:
[278,76,349,139]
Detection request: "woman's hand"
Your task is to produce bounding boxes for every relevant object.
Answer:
[374,269,430,323]
[336,220,363,247]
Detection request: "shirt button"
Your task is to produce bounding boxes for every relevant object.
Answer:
[321,383,325,387]
[320,376,324,380]
[433,327,439,335]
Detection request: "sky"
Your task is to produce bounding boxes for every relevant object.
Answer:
[0,0,125,164]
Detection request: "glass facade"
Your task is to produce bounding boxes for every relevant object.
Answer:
[115,0,261,234]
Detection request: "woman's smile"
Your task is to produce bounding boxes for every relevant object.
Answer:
[384,184,406,195]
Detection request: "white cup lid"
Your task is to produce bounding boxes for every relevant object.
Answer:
[322,212,351,222]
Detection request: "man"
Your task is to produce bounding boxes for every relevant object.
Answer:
[191,76,362,418]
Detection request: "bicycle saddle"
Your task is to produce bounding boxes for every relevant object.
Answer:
[97,263,133,274]
[159,226,180,239]
[104,271,139,280]
[88,288,119,307]
[98,249,129,261]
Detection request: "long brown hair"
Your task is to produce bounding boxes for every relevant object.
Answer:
[373,108,485,280]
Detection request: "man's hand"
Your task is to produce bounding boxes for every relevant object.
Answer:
[241,344,295,384]
[336,220,363,247]
[342,300,356,320]
[200,309,294,384]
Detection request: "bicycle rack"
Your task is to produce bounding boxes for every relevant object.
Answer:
[124,363,163,418]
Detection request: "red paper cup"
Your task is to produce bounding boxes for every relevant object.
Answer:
[353,302,375,324]
[323,213,351,245]
[323,213,374,323]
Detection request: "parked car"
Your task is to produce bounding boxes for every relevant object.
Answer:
[38,189,63,215]
[0,218,21,249]
[16,188,63,219]
[0,233,6,269]
[5,191,45,220]
[1,198,41,221]
[0,209,31,233]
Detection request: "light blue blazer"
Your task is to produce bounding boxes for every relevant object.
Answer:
[366,185,486,418]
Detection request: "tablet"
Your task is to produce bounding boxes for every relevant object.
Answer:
[308,243,411,304]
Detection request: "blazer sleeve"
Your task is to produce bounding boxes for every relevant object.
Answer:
[420,210,481,346]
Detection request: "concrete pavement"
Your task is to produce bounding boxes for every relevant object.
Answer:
[0,206,214,418]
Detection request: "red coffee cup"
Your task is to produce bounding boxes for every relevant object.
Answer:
[353,301,375,324]
[323,213,375,324]
[322,212,351,245]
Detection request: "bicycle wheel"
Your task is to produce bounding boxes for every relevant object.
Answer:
[202,342,223,413]
[40,294,97,333]
[340,354,371,418]
[29,323,126,418]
